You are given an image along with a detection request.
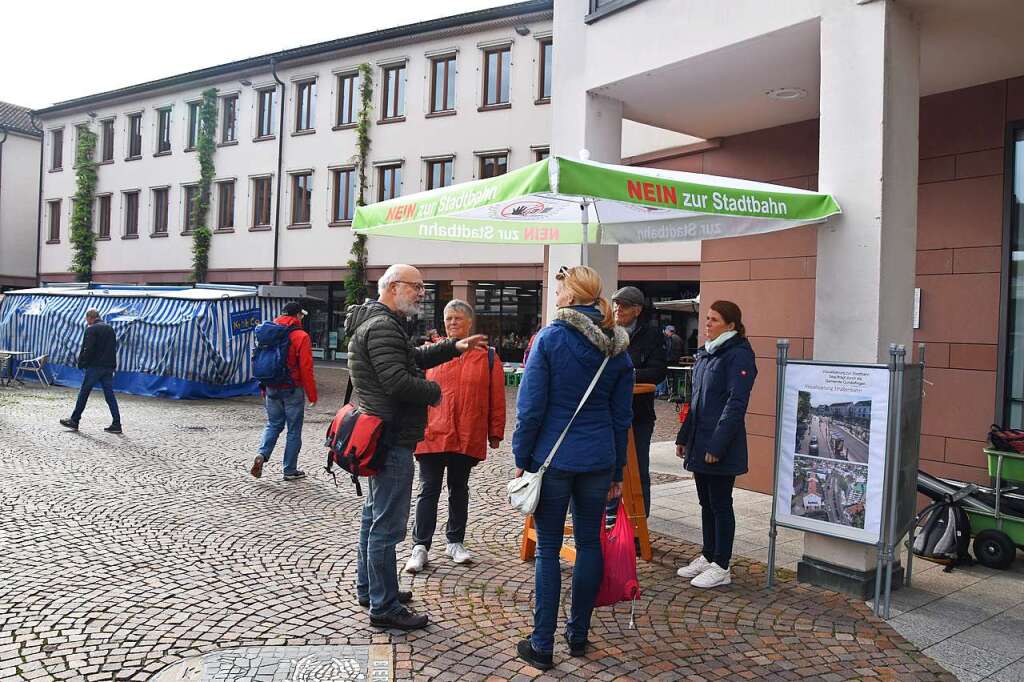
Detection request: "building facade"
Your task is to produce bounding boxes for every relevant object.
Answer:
[34,0,700,361]
[0,102,41,291]
[552,0,1024,593]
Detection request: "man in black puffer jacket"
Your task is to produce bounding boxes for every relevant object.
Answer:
[347,264,486,631]
[60,308,122,433]
[611,286,667,518]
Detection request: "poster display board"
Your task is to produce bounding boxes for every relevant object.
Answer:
[774,362,892,545]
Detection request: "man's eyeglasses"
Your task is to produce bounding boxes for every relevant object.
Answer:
[395,280,426,292]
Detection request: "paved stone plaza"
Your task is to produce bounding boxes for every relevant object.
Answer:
[0,368,955,680]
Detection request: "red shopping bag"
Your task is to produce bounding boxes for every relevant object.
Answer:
[595,501,641,609]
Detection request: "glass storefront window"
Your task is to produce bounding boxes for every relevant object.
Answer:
[475,283,541,363]
[1003,130,1024,426]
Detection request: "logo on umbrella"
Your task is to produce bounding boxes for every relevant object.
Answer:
[499,201,554,219]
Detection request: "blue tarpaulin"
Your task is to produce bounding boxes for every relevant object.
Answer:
[0,285,295,399]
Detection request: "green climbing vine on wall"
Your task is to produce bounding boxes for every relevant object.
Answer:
[190,88,219,282]
[345,62,374,307]
[69,126,98,281]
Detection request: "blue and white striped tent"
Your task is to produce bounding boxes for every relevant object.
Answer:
[0,284,297,399]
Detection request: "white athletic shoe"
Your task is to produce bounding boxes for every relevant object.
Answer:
[690,562,731,588]
[446,542,473,564]
[404,544,428,574]
[676,555,712,579]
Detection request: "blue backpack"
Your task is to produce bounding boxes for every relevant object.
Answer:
[252,321,301,387]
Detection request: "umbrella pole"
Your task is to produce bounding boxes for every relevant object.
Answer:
[580,200,589,267]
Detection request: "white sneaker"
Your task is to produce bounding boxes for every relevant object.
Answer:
[676,555,711,579]
[690,562,731,588]
[446,542,473,564]
[404,544,428,574]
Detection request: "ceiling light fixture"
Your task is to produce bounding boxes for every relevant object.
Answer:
[766,87,808,101]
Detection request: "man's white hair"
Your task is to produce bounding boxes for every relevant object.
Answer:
[378,264,408,292]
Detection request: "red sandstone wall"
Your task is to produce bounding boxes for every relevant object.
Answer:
[650,75,1024,492]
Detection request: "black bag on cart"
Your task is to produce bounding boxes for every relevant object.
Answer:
[912,496,972,572]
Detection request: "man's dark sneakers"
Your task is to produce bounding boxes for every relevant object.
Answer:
[516,639,553,671]
[359,590,412,608]
[59,419,79,431]
[369,607,428,631]
[283,470,306,481]
[564,633,589,657]
[104,424,122,434]
[250,455,265,479]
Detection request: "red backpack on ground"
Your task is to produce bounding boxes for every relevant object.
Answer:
[325,380,387,496]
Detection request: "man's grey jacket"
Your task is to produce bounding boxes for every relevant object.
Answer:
[345,300,460,449]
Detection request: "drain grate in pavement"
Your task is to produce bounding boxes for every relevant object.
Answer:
[151,644,393,681]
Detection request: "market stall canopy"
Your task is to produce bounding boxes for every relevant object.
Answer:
[655,296,700,313]
[353,156,841,245]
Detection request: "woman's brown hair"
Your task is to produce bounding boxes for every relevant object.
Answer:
[710,300,746,337]
[556,265,615,330]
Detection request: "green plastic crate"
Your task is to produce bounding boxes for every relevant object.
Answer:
[984,448,1024,484]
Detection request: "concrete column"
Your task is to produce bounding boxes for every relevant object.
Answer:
[803,0,920,597]
[451,280,475,305]
[546,0,622,321]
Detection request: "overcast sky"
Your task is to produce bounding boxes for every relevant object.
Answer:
[2,0,515,110]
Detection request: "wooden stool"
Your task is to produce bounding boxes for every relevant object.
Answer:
[520,384,655,564]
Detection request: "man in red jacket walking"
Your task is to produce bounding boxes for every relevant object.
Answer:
[251,302,318,481]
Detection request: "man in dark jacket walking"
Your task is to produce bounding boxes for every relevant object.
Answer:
[60,309,121,433]
[611,286,667,517]
[347,264,487,630]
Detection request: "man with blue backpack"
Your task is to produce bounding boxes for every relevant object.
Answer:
[250,301,318,481]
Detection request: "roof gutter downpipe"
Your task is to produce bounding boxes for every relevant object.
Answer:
[271,58,286,285]
[30,115,44,286]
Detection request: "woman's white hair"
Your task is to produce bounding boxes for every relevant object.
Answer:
[444,298,475,319]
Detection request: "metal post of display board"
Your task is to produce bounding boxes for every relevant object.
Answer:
[903,344,926,590]
[872,345,899,617]
[766,339,790,588]
[876,345,907,618]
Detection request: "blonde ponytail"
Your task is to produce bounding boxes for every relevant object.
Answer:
[556,265,615,330]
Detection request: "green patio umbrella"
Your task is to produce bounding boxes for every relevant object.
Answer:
[353,156,840,250]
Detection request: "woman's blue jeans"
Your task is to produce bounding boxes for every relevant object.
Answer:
[530,465,612,654]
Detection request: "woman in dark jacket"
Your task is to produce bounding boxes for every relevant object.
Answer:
[512,265,634,670]
[675,300,756,588]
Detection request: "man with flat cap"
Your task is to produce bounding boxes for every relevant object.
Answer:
[611,286,667,519]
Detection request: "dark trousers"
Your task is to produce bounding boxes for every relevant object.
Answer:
[532,466,612,654]
[606,420,655,522]
[694,472,736,569]
[70,367,121,425]
[412,453,476,550]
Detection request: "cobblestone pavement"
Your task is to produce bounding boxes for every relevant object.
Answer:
[0,370,954,680]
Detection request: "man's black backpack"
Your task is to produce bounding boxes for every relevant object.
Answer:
[912,488,973,572]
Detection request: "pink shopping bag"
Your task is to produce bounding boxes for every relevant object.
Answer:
[595,501,641,608]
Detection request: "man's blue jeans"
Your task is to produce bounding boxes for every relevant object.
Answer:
[70,367,121,425]
[356,444,415,618]
[258,387,305,474]
[531,465,613,654]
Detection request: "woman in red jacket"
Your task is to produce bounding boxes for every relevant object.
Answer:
[405,299,506,572]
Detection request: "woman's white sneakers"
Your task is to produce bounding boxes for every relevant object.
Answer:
[404,544,429,573]
[676,555,711,579]
[446,542,473,564]
[405,542,473,573]
[690,563,731,588]
[676,555,731,588]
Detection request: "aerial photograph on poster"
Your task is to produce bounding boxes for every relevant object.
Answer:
[794,389,872,464]
[790,455,869,529]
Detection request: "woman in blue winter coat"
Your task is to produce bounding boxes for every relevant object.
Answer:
[512,265,634,671]
[675,300,757,589]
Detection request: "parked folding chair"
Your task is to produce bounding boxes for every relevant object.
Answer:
[14,354,52,386]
